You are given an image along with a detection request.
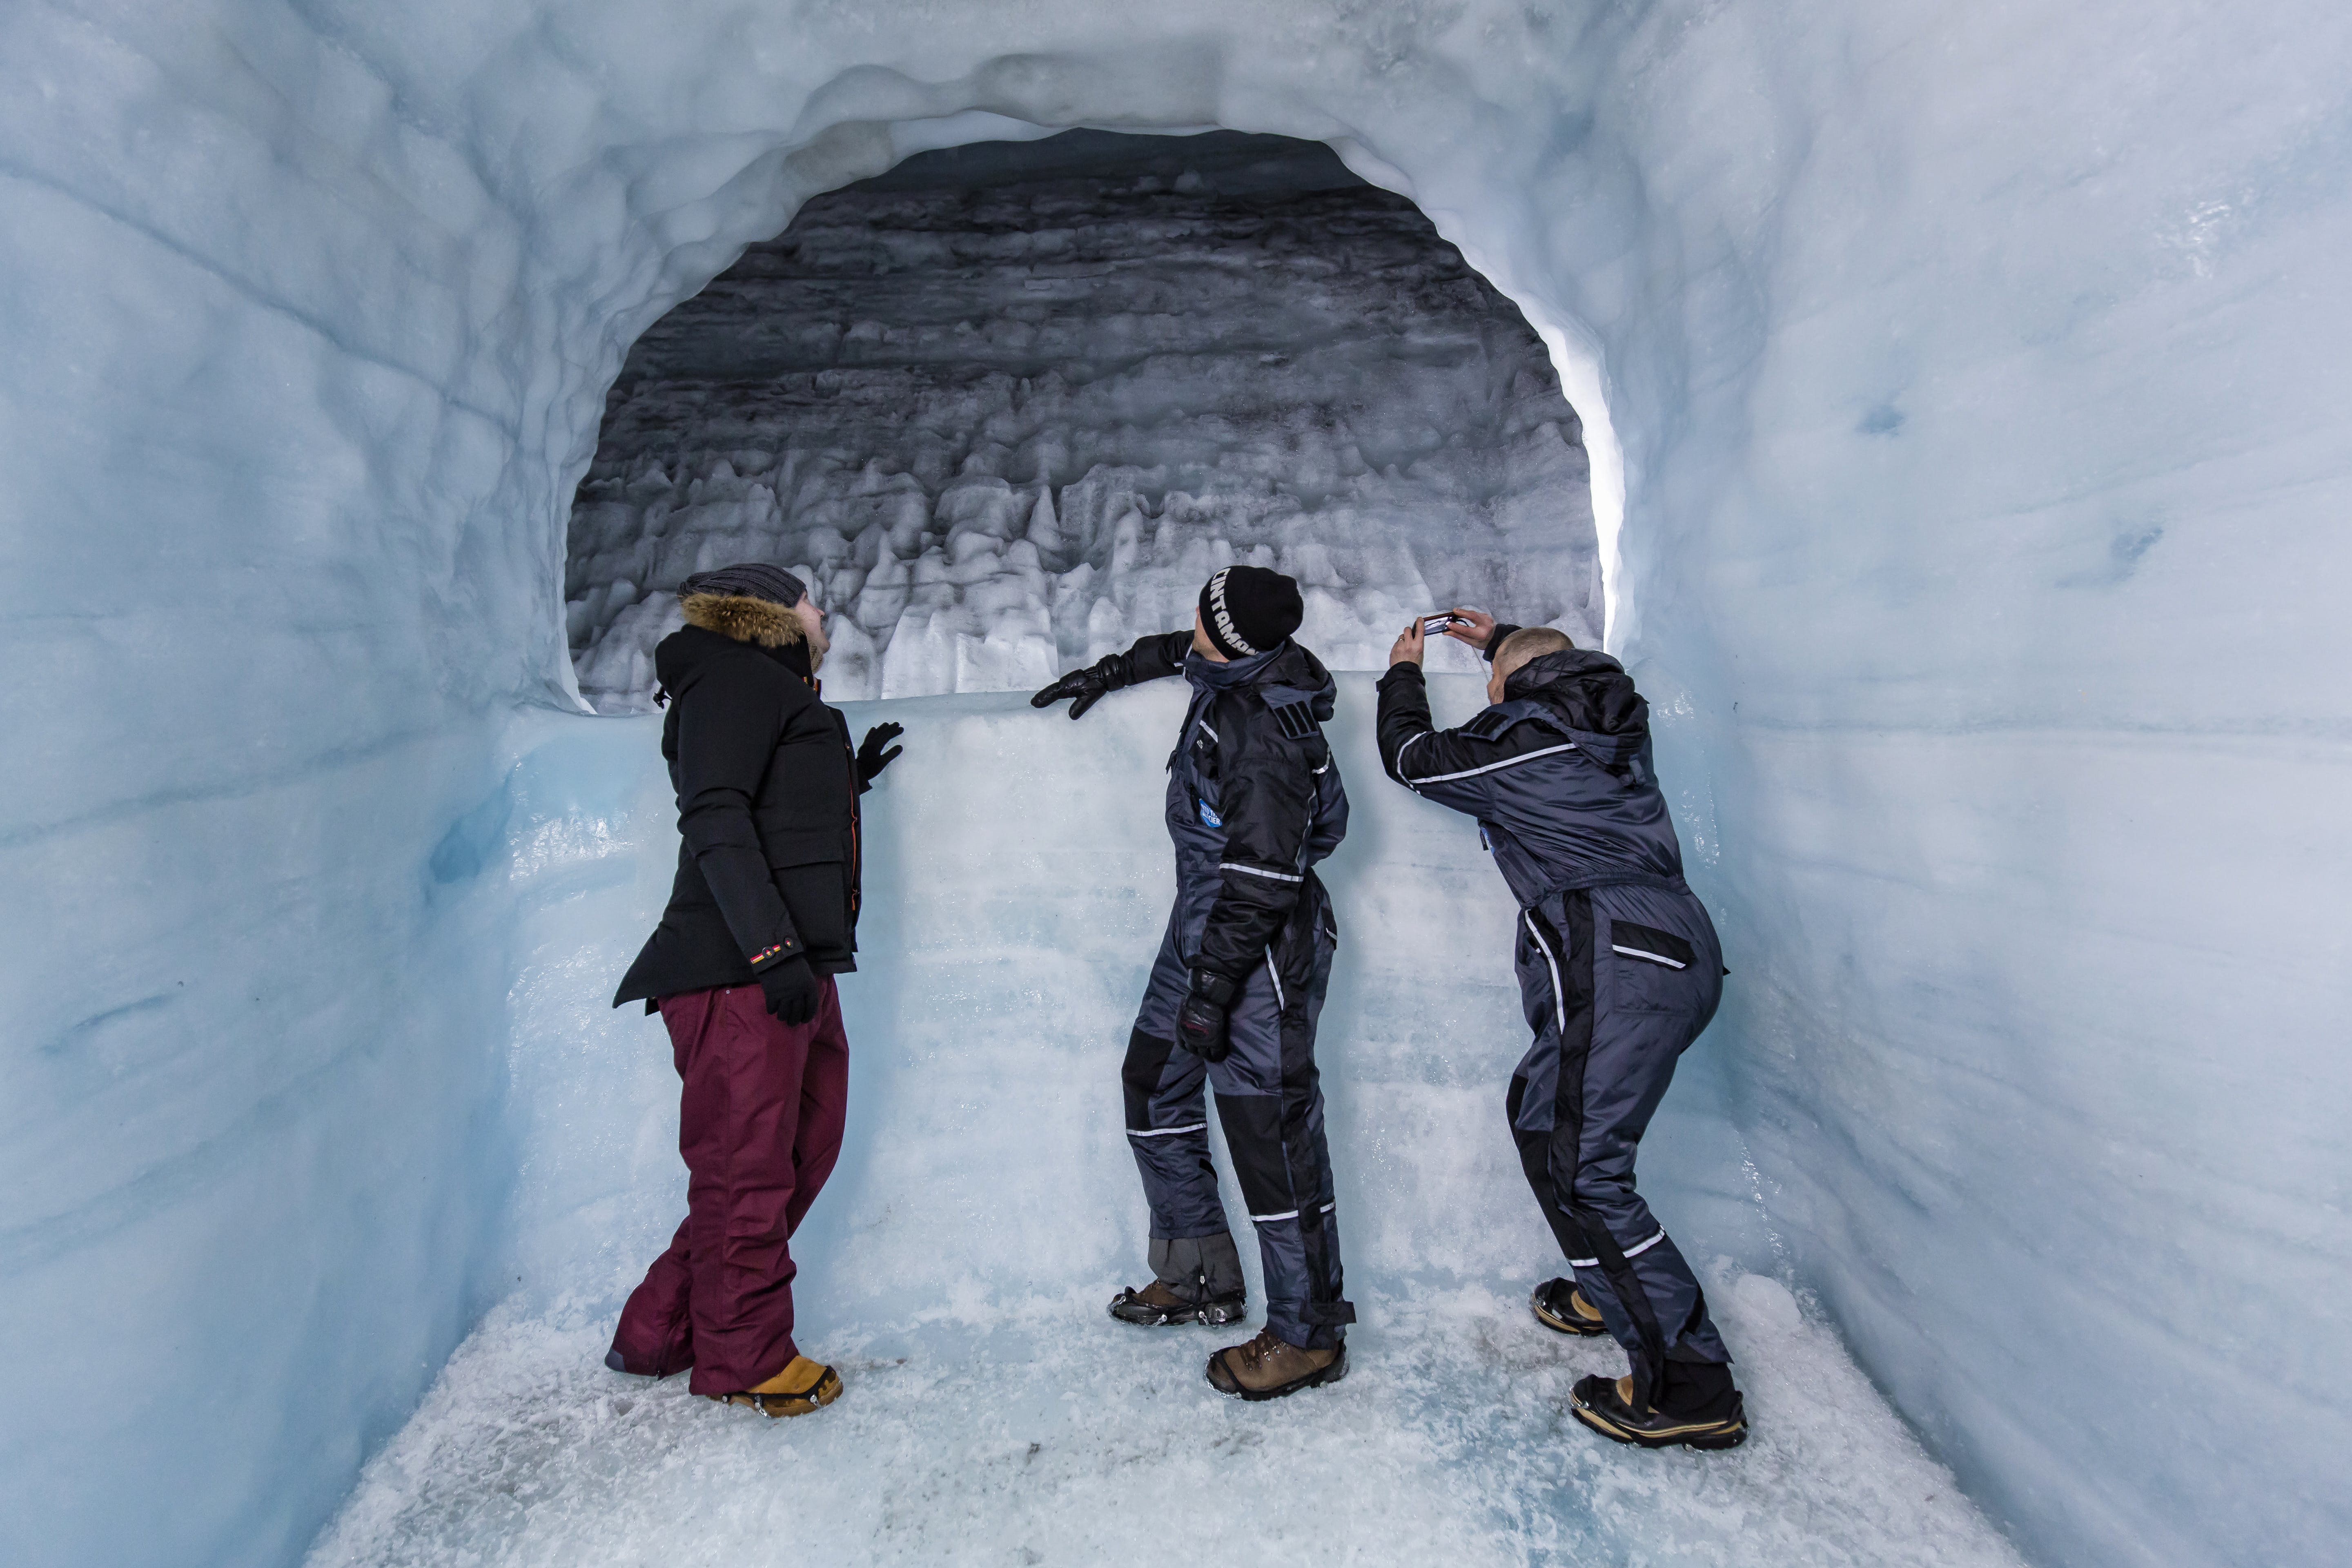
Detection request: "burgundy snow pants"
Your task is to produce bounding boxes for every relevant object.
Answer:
[608,978,849,1395]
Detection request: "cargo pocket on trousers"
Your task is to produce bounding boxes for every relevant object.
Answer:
[1606,919,1700,1012]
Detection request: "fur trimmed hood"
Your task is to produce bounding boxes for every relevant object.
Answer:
[681,592,803,648]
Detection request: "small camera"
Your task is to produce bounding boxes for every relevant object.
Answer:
[1420,614,1460,636]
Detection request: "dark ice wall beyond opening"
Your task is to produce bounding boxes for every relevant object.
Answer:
[565,129,1597,708]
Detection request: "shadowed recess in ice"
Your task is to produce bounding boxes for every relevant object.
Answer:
[564,131,1597,706]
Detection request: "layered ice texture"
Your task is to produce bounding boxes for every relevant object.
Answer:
[564,130,1596,708]
[4,5,2350,1568]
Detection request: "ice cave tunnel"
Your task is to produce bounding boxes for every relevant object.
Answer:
[4,6,2348,1568]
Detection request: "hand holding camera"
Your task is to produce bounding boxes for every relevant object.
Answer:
[1393,608,1497,668]
[1439,608,1496,649]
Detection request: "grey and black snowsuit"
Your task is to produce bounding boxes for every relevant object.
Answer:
[1376,644,1731,1408]
[1113,631,1355,1351]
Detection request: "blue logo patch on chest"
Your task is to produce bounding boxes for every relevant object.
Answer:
[1198,799,1224,829]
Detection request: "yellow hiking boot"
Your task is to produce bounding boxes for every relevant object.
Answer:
[1531,1277,1609,1336]
[1570,1370,1747,1450]
[708,1355,842,1418]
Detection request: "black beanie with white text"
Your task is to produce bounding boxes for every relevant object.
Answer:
[1197,565,1304,659]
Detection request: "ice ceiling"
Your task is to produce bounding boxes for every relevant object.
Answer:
[3,4,2348,1568]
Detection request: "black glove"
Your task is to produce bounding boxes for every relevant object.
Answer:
[1175,969,1240,1062]
[757,954,821,1026]
[856,722,904,785]
[1029,654,1127,720]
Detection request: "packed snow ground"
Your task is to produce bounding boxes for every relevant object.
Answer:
[307,681,2022,1566]
[308,1275,2021,1568]
[564,131,1596,707]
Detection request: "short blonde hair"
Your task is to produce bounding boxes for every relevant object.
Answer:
[1493,625,1574,680]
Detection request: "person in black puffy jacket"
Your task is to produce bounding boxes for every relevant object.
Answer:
[606,563,904,1420]
[1377,608,1747,1451]
[1032,565,1355,1401]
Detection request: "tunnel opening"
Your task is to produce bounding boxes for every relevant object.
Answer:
[561,129,1600,710]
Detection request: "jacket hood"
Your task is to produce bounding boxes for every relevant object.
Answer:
[655,593,810,700]
[679,591,803,648]
[1187,638,1339,721]
[1506,648,1648,761]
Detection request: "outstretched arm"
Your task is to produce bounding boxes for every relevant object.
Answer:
[1030,631,1192,718]
[1378,621,1561,817]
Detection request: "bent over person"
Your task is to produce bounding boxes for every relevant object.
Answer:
[1031,565,1354,1399]
[604,563,905,1419]
[1376,610,1745,1449]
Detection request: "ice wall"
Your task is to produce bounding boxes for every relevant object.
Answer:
[3,4,2348,1568]
[488,679,1726,1325]
[564,129,1595,709]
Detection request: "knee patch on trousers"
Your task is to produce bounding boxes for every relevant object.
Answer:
[1122,1028,1177,1130]
[1213,1093,1299,1218]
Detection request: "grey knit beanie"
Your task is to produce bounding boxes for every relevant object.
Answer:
[677,562,807,607]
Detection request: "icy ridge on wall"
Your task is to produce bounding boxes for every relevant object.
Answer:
[565,130,1595,707]
[2,4,2348,1568]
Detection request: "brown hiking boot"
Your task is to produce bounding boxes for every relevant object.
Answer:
[707,1354,842,1418]
[1205,1327,1348,1401]
[1531,1277,1609,1336]
[1109,1278,1247,1327]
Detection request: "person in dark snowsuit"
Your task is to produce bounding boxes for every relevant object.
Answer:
[1031,564,1354,1400]
[605,563,905,1419]
[1376,610,1746,1449]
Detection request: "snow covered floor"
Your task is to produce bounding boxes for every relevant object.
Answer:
[308,1272,2022,1568]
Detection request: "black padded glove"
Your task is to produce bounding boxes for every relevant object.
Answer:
[1175,969,1240,1062]
[757,954,821,1026]
[1029,654,1127,720]
[857,722,904,785]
